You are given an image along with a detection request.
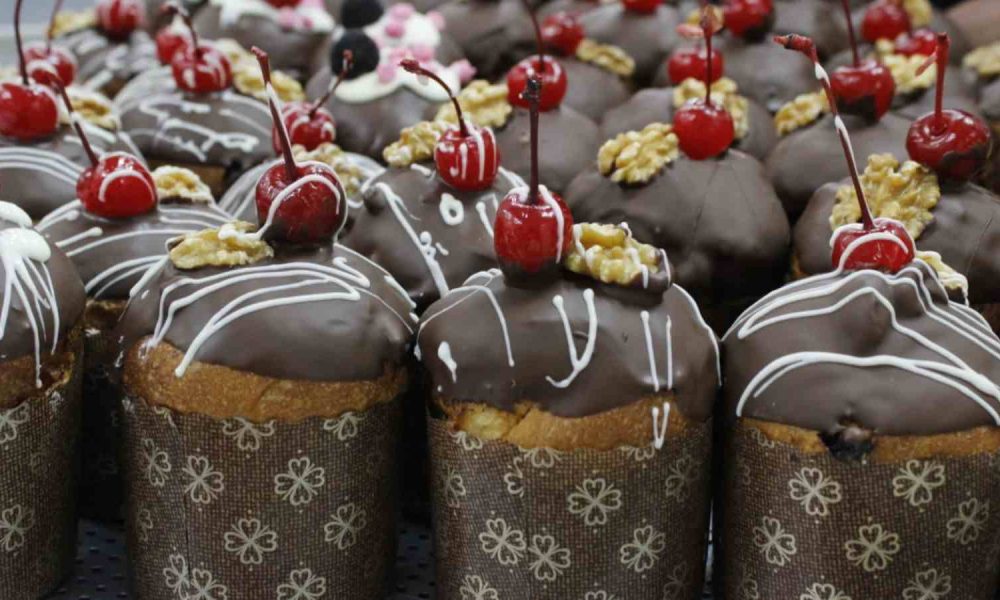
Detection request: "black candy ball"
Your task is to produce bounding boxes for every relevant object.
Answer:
[341,0,384,28]
[331,30,381,79]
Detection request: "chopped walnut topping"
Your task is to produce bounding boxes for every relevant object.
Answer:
[598,123,679,184]
[575,39,635,78]
[685,5,724,26]
[60,88,120,131]
[831,153,940,240]
[902,0,932,28]
[294,143,365,197]
[774,90,830,135]
[435,80,512,129]
[51,9,96,37]
[673,77,749,139]
[565,223,662,287]
[213,39,255,67]
[916,250,968,296]
[232,62,305,103]
[383,120,450,167]
[169,222,273,269]
[883,52,936,95]
[963,42,1000,79]
[152,166,213,204]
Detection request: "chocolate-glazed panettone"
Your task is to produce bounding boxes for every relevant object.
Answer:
[566,124,790,332]
[0,87,142,221]
[579,0,681,86]
[419,222,719,598]
[0,202,86,600]
[602,77,777,160]
[438,0,537,80]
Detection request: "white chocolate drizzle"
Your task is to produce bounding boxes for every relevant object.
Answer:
[545,289,598,388]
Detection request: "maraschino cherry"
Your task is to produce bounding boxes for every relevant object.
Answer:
[893,28,937,57]
[22,0,78,87]
[827,0,895,121]
[776,34,914,272]
[672,7,734,160]
[273,51,351,154]
[163,2,232,94]
[507,0,568,111]
[905,33,992,182]
[96,0,146,41]
[155,9,192,66]
[252,48,347,244]
[861,0,910,44]
[540,12,585,56]
[622,0,662,15]
[667,5,725,86]
[722,0,774,40]
[54,84,157,218]
[400,59,500,191]
[494,77,573,280]
[0,0,60,141]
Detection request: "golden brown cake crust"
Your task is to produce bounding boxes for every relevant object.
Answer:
[123,338,407,421]
[0,326,82,409]
[436,394,696,451]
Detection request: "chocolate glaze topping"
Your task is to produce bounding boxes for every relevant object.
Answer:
[579,3,680,86]
[979,77,1000,123]
[418,268,719,420]
[794,178,1000,305]
[115,67,273,176]
[766,113,911,220]
[1,123,143,221]
[58,28,159,94]
[438,0,537,80]
[495,105,600,194]
[560,57,631,122]
[117,243,415,381]
[38,200,231,301]
[343,164,523,311]
[600,88,777,161]
[723,260,1000,435]
[0,211,86,365]
[565,150,790,307]
[772,0,849,59]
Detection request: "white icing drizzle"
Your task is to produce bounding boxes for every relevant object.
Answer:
[640,310,658,392]
[665,316,673,390]
[0,203,33,227]
[212,0,334,32]
[437,341,458,382]
[439,193,464,226]
[545,289,598,388]
[374,182,450,297]
[652,401,671,450]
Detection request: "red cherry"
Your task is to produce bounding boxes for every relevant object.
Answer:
[541,12,585,56]
[621,0,661,15]
[893,28,937,57]
[861,0,910,44]
[667,46,724,85]
[96,0,145,41]
[253,47,347,243]
[78,153,158,218]
[507,57,568,111]
[831,218,915,272]
[905,33,992,181]
[494,187,573,274]
[829,61,895,120]
[722,0,774,39]
[1,0,60,141]
[23,43,77,87]
[673,100,735,159]
[163,3,232,93]
[155,21,191,65]
[275,102,336,153]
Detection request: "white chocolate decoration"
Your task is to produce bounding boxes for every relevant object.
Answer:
[211,0,335,33]
[365,3,443,51]
[335,58,467,104]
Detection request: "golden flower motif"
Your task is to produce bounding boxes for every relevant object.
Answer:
[575,39,635,78]
[293,143,364,197]
[565,223,662,287]
[831,153,940,240]
[598,123,679,185]
[963,42,1000,79]
[435,80,512,129]
[673,77,749,139]
[774,90,830,136]
[152,166,213,204]
[169,222,274,269]
[383,120,450,167]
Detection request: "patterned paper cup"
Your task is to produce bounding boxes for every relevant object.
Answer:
[427,414,713,599]
[0,333,83,600]
[121,395,403,600]
[717,419,1000,599]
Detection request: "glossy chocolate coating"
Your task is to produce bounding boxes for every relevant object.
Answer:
[58,28,159,95]
[979,77,1000,124]
[418,268,719,420]
[579,3,681,86]
[565,150,791,306]
[438,0,537,80]
[560,57,631,122]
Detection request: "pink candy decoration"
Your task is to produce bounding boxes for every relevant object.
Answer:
[426,10,445,30]
[389,3,415,19]
[453,59,476,83]
[385,19,406,37]
[410,44,434,61]
[377,61,398,83]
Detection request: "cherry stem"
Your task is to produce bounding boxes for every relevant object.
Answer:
[253,47,298,182]
[930,32,948,132]
[702,9,714,105]
[310,50,352,119]
[163,2,201,58]
[14,0,28,85]
[399,59,471,137]
[55,84,99,166]
[522,0,550,76]
[775,34,875,230]
[523,76,542,205]
[46,0,65,52]
[840,0,859,67]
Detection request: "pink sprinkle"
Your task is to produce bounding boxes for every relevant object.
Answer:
[377,62,398,83]
[453,59,476,83]
[389,3,415,19]
[427,11,445,30]
[411,44,434,61]
[278,8,310,29]
[385,20,406,38]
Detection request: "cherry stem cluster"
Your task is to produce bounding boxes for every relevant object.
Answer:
[775,34,875,230]
[840,0,860,67]
[523,0,552,76]
[399,59,471,137]
[311,50,353,119]
[14,0,28,84]
[523,76,542,205]
[46,0,65,52]
[253,47,299,182]
[55,84,99,167]
[163,2,202,58]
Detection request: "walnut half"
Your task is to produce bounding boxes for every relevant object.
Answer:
[435,80,512,129]
[598,123,679,185]
[169,222,274,270]
[383,120,450,167]
[774,90,830,136]
[565,223,663,288]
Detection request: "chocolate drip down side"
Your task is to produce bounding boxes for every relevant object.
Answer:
[722,261,1000,435]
